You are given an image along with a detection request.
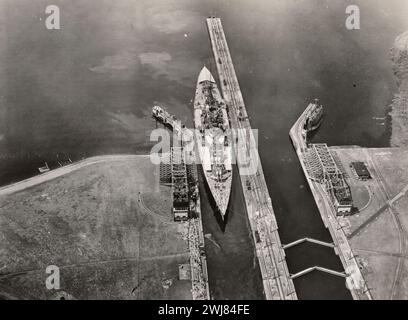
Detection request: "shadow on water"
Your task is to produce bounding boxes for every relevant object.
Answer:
[199,165,264,299]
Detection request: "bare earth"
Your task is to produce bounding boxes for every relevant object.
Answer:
[0,155,192,300]
[332,147,408,299]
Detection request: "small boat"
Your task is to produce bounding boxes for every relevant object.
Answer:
[57,155,73,167]
[38,162,50,173]
[305,99,324,132]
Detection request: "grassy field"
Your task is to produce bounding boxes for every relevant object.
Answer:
[334,147,408,299]
[0,155,192,299]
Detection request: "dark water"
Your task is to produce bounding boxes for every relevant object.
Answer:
[199,167,264,299]
[1,0,408,299]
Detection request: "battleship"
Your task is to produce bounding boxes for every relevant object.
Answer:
[194,66,232,220]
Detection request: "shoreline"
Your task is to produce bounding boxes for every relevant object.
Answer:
[0,155,195,299]
[389,30,408,147]
[0,154,149,197]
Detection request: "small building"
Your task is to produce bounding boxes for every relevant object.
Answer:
[350,162,371,180]
[326,172,353,215]
[173,207,189,221]
[331,185,353,215]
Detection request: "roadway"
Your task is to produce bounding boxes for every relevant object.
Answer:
[363,148,407,299]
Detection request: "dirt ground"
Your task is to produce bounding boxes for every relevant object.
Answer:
[0,155,192,300]
[332,147,408,299]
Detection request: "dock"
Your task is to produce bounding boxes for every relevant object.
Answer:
[207,17,297,300]
[152,106,210,300]
[289,103,372,300]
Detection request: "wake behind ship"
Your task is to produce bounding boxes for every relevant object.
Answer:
[194,66,232,220]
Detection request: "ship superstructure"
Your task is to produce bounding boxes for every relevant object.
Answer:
[194,66,232,219]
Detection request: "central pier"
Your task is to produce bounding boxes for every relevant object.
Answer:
[207,17,297,300]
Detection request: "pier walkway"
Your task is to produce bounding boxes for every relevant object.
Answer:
[152,105,184,134]
[152,106,210,300]
[207,17,297,300]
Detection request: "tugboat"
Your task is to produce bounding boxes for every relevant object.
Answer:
[304,99,324,132]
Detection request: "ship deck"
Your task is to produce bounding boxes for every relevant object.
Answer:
[193,67,233,218]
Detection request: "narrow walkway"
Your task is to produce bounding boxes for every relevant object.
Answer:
[291,266,346,279]
[283,237,335,250]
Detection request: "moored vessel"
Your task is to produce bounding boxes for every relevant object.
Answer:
[304,98,324,132]
[193,66,232,219]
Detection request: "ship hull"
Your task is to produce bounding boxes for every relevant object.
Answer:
[193,67,232,219]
